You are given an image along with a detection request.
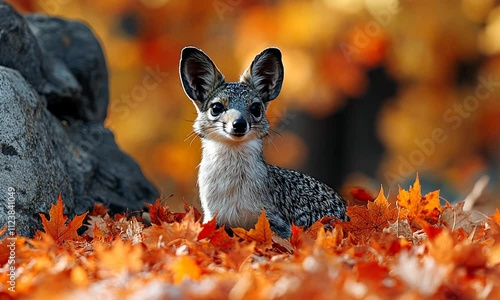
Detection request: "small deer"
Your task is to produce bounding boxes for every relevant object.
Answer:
[179,47,347,238]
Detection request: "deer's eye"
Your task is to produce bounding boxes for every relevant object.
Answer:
[249,103,262,118]
[210,103,224,117]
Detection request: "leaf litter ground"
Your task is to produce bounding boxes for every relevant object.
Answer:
[1,176,500,299]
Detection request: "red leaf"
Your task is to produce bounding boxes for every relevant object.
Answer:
[209,226,233,250]
[290,223,303,247]
[198,217,217,241]
[146,198,175,225]
[183,201,202,221]
[350,187,375,203]
[417,219,443,240]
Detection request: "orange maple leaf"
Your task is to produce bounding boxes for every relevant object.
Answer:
[339,187,398,239]
[487,209,500,237]
[233,209,274,248]
[397,175,442,223]
[492,209,500,226]
[39,194,88,244]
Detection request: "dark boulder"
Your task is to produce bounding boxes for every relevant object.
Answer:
[0,2,158,236]
[0,68,80,236]
[0,2,81,118]
[26,14,109,122]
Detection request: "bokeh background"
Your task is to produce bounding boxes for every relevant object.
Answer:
[10,0,500,212]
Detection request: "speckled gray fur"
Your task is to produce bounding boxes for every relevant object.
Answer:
[179,46,347,238]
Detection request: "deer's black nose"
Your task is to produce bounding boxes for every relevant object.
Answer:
[232,119,248,133]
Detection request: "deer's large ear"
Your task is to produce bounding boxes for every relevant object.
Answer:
[240,48,284,102]
[179,47,225,110]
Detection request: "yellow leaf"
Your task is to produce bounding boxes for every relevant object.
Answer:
[492,209,500,226]
[95,239,143,275]
[426,229,454,265]
[172,255,201,284]
[70,266,88,287]
[397,175,442,223]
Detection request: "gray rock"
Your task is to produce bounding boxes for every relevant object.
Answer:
[0,3,158,236]
[0,2,109,122]
[0,67,79,236]
[0,2,82,115]
[26,14,109,122]
[65,122,158,214]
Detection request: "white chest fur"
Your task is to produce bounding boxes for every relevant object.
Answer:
[198,139,268,229]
